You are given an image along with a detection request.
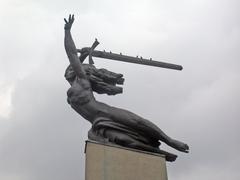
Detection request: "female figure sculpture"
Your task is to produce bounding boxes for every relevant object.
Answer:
[64,15,189,161]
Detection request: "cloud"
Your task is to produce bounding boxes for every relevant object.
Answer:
[0,83,14,118]
[0,0,239,180]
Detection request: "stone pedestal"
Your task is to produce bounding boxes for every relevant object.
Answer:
[85,141,168,180]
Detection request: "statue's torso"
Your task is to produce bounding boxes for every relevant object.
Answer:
[67,77,111,122]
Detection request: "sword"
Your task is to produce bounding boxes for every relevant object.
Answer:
[77,39,183,71]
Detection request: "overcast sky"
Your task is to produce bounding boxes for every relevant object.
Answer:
[0,0,239,179]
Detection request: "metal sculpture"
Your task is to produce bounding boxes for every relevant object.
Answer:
[64,15,189,162]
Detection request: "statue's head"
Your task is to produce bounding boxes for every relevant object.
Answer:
[65,64,124,95]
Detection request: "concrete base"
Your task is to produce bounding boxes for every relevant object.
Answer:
[85,141,168,180]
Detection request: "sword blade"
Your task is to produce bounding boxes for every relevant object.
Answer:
[90,50,183,71]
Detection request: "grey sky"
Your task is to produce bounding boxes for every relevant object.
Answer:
[0,0,239,179]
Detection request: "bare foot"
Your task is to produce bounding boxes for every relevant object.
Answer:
[168,139,189,153]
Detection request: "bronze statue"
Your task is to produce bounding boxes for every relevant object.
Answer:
[64,15,189,162]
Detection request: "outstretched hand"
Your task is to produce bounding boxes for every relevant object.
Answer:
[64,14,74,30]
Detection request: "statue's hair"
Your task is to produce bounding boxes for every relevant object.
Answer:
[65,64,124,95]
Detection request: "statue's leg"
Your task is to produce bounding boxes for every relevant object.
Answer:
[135,118,189,152]
[104,129,178,161]
[109,107,189,152]
[104,129,160,152]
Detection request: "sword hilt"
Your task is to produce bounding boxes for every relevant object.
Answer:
[88,38,99,64]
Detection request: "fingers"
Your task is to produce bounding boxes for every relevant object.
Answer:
[71,14,74,20]
[70,14,74,23]
[64,14,75,23]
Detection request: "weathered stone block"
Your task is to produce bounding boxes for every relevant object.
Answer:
[85,141,168,180]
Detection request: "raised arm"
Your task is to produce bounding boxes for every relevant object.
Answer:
[64,14,86,79]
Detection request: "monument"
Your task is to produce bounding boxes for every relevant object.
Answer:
[64,14,189,179]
